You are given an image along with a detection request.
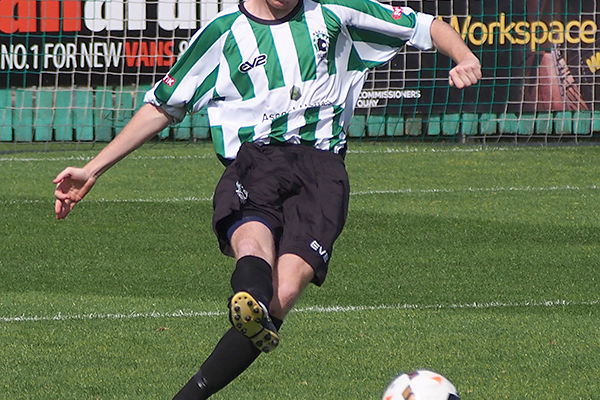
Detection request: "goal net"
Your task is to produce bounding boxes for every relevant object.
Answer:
[0,0,598,144]
[357,0,599,140]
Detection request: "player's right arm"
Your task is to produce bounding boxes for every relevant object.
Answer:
[53,103,171,219]
[53,9,235,219]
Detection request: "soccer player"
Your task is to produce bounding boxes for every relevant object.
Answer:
[53,0,481,398]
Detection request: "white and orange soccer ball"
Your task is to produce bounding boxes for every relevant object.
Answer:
[382,370,460,400]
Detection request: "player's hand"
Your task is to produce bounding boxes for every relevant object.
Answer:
[53,167,96,219]
[449,56,482,89]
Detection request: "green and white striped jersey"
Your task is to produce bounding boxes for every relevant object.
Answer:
[145,0,434,161]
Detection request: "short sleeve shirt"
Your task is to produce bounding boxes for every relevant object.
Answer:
[145,0,434,161]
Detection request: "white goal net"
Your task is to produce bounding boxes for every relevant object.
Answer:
[0,0,598,143]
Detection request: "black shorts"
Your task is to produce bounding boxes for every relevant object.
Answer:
[212,142,350,286]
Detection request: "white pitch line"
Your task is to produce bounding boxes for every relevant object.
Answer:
[350,184,600,196]
[0,146,521,163]
[1,196,214,205]
[0,154,213,163]
[91,196,215,203]
[1,299,597,324]
[295,299,600,314]
[0,310,225,323]
[5,184,599,206]
[346,146,522,154]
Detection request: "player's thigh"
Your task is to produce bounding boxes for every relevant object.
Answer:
[279,155,350,286]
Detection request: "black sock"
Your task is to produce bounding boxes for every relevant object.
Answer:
[230,255,273,307]
[172,318,284,400]
[172,375,209,400]
[196,328,260,396]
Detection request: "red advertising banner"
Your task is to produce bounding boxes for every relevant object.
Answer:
[0,0,207,86]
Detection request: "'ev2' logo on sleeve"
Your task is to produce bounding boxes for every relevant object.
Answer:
[239,54,267,73]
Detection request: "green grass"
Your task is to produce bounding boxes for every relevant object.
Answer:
[1,142,599,399]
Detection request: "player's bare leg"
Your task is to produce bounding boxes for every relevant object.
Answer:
[269,253,314,320]
[229,221,281,352]
[230,222,316,335]
[228,223,316,352]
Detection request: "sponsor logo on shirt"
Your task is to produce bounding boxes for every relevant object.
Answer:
[162,74,176,87]
[392,7,404,20]
[261,99,332,122]
[312,31,329,58]
[239,54,268,73]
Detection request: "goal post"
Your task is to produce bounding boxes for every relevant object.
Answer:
[0,0,598,144]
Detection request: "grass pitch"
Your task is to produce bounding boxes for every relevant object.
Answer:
[1,141,599,399]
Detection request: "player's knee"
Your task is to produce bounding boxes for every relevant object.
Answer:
[231,222,275,263]
[234,236,267,258]
[232,239,272,264]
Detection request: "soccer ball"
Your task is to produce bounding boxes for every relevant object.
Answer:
[382,370,460,400]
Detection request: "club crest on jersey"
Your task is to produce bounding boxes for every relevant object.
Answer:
[239,54,268,73]
[312,30,329,58]
[392,7,404,20]
[162,74,175,87]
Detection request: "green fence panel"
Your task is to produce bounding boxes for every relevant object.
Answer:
[498,113,519,134]
[385,115,404,137]
[54,90,74,141]
[94,87,114,141]
[479,113,497,135]
[4,93,599,142]
[461,113,478,136]
[426,115,441,136]
[74,90,94,141]
[192,108,210,139]
[554,112,573,134]
[573,111,592,135]
[114,89,134,135]
[593,112,600,133]
[348,115,366,137]
[366,115,385,137]
[34,90,54,141]
[174,113,192,140]
[535,112,553,135]
[441,114,460,136]
[517,114,535,135]
[405,116,422,136]
[0,89,12,141]
[13,90,34,141]
[134,86,149,109]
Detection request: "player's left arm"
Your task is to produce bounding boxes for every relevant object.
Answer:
[430,19,482,89]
